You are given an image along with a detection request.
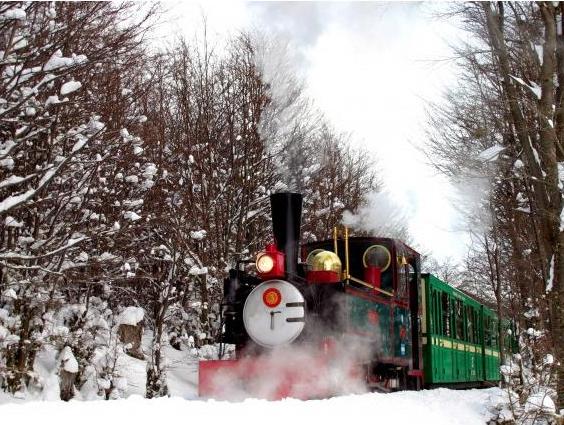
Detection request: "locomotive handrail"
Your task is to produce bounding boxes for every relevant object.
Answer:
[333,225,394,297]
[347,275,394,297]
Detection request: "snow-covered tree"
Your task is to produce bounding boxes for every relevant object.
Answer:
[426,2,564,414]
[0,7,386,401]
[0,1,155,395]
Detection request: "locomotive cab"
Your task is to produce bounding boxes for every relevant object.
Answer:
[303,237,420,297]
[303,236,423,387]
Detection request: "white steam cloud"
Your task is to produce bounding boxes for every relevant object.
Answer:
[201,292,384,401]
[200,340,369,401]
[342,191,410,241]
[253,32,313,192]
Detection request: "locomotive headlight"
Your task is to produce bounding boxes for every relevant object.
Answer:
[256,253,275,273]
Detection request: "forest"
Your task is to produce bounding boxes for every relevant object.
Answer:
[0,1,378,400]
[0,2,563,423]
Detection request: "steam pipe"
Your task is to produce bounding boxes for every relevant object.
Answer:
[333,226,338,256]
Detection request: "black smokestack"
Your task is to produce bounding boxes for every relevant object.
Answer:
[270,192,302,278]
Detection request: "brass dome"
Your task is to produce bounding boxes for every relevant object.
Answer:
[310,250,342,274]
[305,249,325,267]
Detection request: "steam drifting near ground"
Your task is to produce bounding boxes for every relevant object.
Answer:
[202,289,386,401]
[201,342,368,401]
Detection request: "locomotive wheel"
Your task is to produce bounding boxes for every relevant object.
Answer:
[366,364,410,392]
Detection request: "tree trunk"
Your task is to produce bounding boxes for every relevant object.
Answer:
[198,275,210,345]
[118,323,144,360]
[145,313,168,398]
[555,229,564,410]
[59,370,76,401]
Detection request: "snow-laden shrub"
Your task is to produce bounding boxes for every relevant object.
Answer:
[491,330,560,425]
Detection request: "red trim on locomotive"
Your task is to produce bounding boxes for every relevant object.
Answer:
[306,270,340,283]
[256,244,285,279]
[363,266,382,288]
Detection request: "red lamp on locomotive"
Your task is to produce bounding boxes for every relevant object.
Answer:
[255,244,285,279]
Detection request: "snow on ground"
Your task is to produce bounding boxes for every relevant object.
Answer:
[0,332,503,424]
[1,387,502,425]
[115,332,199,398]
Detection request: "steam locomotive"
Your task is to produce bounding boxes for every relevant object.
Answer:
[199,192,507,399]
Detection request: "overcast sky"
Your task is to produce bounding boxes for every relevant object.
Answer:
[160,1,469,263]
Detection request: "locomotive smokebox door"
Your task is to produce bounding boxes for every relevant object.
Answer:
[243,280,306,348]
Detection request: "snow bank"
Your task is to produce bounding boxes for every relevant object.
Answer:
[60,81,82,96]
[478,144,505,162]
[59,346,78,373]
[116,307,144,326]
[0,387,503,425]
[0,331,505,425]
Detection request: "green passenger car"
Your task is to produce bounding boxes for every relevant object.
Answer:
[421,273,503,386]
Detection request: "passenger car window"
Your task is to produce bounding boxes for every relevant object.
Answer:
[485,316,491,346]
[466,306,473,343]
[455,300,464,340]
[441,292,450,337]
